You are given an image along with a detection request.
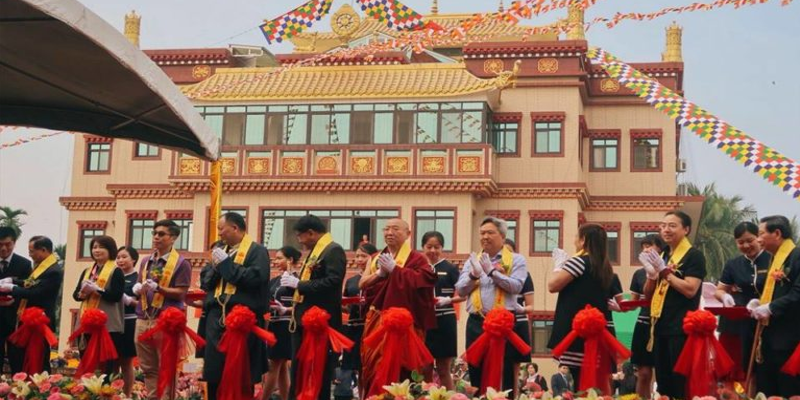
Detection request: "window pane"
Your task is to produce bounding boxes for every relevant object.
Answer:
[266,114,285,145]
[607,231,619,263]
[330,219,352,250]
[440,112,461,143]
[462,111,483,143]
[244,114,266,145]
[374,114,393,144]
[205,115,223,138]
[535,130,549,153]
[416,112,438,144]
[548,129,560,153]
[311,114,330,144]
[223,114,245,146]
[332,113,350,144]
[607,146,617,168]
[395,111,414,144]
[351,112,373,144]
[286,114,307,144]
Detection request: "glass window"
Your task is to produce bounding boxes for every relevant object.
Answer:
[414,210,455,252]
[244,114,266,145]
[135,143,159,158]
[633,138,660,170]
[607,230,619,264]
[492,122,519,154]
[534,122,561,154]
[204,114,223,138]
[80,229,104,259]
[129,219,155,251]
[592,139,619,170]
[173,219,193,251]
[632,230,661,263]
[285,109,308,144]
[86,143,111,172]
[531,319,554,355]
[462,111,483,143]
[351,111,373,144]
[506,219,518,245]
[261,209,399,251]
[311,114,331,144]
[266,114,285,145]
[374,113,393,144]
[416,112,439,144]
[395,111,415,144]
[532,220,560,253]
[222,113,245,146]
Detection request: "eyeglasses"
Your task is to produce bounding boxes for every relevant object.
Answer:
[152,231,171,237]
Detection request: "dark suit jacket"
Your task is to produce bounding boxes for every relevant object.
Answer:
[294,241,346,330]
[0,253,32,337]
[551,373,574,396]
[11,262,64,329]
[764,246,800,350]
[203,242,271,316]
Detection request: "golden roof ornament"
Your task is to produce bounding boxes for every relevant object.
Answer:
[566,1,585,40]
[431,0,439,15]
[499,0,505,13]
[331,4,361,42]
[124,10,141,48]
[662,21,683,62]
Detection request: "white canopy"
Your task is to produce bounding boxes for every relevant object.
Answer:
[0,0,219,160]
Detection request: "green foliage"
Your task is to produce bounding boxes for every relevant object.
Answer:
[0,206,27,236]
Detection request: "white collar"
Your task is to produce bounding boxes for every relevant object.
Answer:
[0,254,12,264]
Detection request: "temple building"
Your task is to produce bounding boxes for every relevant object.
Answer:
[58,4,701,371]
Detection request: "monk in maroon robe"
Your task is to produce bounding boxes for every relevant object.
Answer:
[359,218,437,397]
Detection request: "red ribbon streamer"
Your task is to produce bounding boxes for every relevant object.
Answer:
[464,308,531,394]
[67,309,119,377]
[138,307,206,398]
[8,307,57,375]
[674,309,734,398]
[551,305,631,394]
[362,307,433,396]
[295,307,354,400]
[782,340,800,376]
[217,305,277,400]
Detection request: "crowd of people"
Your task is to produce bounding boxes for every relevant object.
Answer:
[0,209,797,399]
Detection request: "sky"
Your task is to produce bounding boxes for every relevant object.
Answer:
[0,0,798,253]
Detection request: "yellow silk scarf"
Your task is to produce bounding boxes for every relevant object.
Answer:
[758,239,796,326]
[469,246,514,316]
[17,254,58,317]
[294,233,334,304]
[80,260,117,315]
[215,234,253,298]
[647,236,692,351]
[142,248,181,312]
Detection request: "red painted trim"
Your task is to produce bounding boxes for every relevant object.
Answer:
[77,221,108,230]
[165,210,194,220]
[484,210,521,220]
[125,210,159,220]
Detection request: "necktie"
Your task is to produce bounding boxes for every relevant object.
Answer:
[0,260,7,274]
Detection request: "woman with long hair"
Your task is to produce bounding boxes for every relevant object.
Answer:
[547,224,621,388]
[340,242,378,391]
[115,246,139,396]
[260,246,302,400]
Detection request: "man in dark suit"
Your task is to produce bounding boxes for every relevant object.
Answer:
[0,235,63,373]
[551,364,575,396]
[282,214,346,400]
[203,212,271,400]
[0,227,32,373]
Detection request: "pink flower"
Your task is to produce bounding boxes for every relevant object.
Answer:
[0,383,11,396]
[532,391,544,399]
[111,379,125,390]
[451,394,470,400]
[39,382,52,392]
[50,386,61,394]
[698,397,716,400]
[48,394,64,400]
[70,384,85,395]
[48,374,64,383]
[12,372,27,381]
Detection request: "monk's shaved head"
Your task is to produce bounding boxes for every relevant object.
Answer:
[383,218,411,250]
[386,218,410,231]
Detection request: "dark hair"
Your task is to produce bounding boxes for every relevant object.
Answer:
[578,224,613,290]
[117,246,139,263]
[421,231,445,248]
[277,246,302,264]
[665,210,692,233]
[358,242,379,255]
[641,234,666,253]
[221,212,247,231]
[0,226,18,242]
[89,235,118,261]
[504,238,517,252]
[622,361,634,376]
[529,362,538,373]
[293,214,327,234]
[760,215,794,240]
[29,236,53,252]
[734,221,759,239]
[154,219,181,237]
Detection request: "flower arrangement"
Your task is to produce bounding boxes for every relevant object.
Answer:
[770,270,787,284]
[150,267,164,283]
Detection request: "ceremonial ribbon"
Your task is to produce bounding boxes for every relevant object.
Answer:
[217,305,276,400]
[647,237,692,351]
[80,260,117,315]
[142,248,181,312]
[469,247,514,316]
[782,340,800,376]
[295,307,354,400]
[68,309,118,377]
[138,307,206,398]
[17,254,57,317]
[8,307,57,375]
[215,234,254,298]
[551,305,631,394]
[674,310,734,398]
[464,308,531,394]
[362,307,433,396]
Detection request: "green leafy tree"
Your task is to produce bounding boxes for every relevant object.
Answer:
[0,206,27,236]
[688,183,757,281]
[54,244,66,261]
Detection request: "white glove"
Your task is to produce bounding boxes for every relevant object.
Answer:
[0,283,14,293]
[212,248,229,265]
[83,280,100,294]
[607,298,622,312]
[132,282,143,296]
[0,277,12,284]
[435,296,453,307]
[513,302,526,313]
[270,303,289,315]
[552,248,569,272]
[144,279,158,292]
[752,304,772,320]
[468,253,483,278]
[644,250,668,274]
[123,294,135,306]
[280,272,299,289]
[746,298,760,313]
[378,254,397,275]
[479,253,494,275]
[638,251,658,280]
[721,293,736,308]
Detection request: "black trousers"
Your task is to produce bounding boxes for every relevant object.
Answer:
[653,334,687,399]
[289,327,335,400]
[756,345,800,397]
[7,341,49,374]
[466,314,520,398]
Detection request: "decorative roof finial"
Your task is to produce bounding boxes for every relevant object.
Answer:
[566,1,585,40]
[662,21,683,62]
[124,10,141,48]
[431,0,439,15]
[499,0,505,13]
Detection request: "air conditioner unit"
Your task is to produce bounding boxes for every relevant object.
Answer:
[677,183,689,196]
[676,158,687,173]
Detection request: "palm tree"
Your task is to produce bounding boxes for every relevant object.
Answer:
[0,206,27,236]
[688,183,757,281]
[54,244,67,261]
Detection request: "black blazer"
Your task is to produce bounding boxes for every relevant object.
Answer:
[763,247,800,350]
[0,253,32,336]
[551,373,574,396]
[294,241,346,331]
[11,262,64,329]
[203,242,271,316]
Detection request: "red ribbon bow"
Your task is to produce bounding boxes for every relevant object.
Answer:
[8,307,57,375]
[464,308,531,394]
[217,305,276,400]
[362,307,433,396]
[675,309,734,398]
[138,307,206,398]
[295,307,354,400]
[68,309,119,377]
[551,305,630,395]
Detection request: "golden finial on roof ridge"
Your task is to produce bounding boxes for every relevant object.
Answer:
[124,10,141,48]
[432,0,439,14]
[662,21,683,62]
[566,1,585,40]
[499,0,505,13]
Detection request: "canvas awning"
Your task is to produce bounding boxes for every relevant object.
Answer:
[0,0,219,160]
